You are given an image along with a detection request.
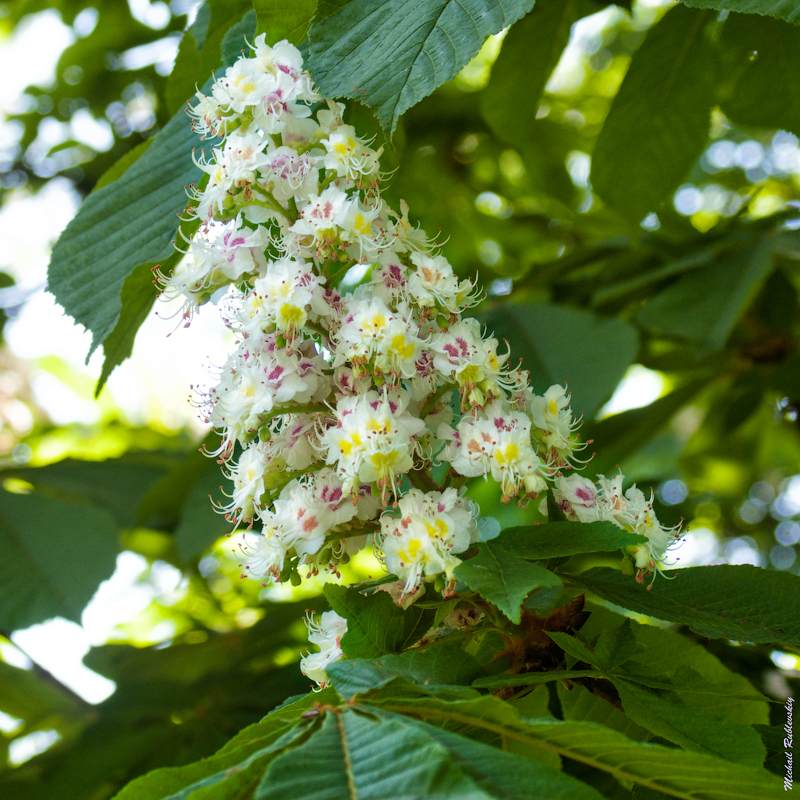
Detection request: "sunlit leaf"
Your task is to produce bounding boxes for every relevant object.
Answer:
[307,0,535,135]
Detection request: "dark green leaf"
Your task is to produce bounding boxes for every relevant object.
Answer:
[545,631,597,666]
[592,619,637,672]
[327,645,486,699]
[483,304,639,419]
[220,9,258,67]
[719,14,800,136]
[565,565,800,647]
[0,489,119,629]
[308,0,535,136]
[679,0,800,25]
[636,239,776,354]
[481,0,580,143]
[165,30,203,114]
[613,677,766,766]
[454,541,562,623]
[174,465,230,564]
[323,584,436,658]
[496,521,646,561]
[362,692,786,799]
[592,6,717,223]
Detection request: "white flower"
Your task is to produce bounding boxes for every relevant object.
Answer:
[300,610,347,688]
[378,488,478,596]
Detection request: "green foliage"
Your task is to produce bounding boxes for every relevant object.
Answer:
[308,0,535,136]
[4,1,800,798]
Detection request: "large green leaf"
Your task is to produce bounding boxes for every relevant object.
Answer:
[307,0,535,136]
[612,678,765,766]
[565,565,800,647]
[480,0,580,144]
[326,646,487,699]
[678,0,800,24]
[592,5,717,223]
[495,521,646,560]
[373,708,608,800]
[636,239,777,353]
[4,453,180,529]
[454,541,562,623]
[0,489,119,629]
[367,693,785,799]
[719,14,800,136]
[47,95,206,361]
[253,0,317,44]
[323,584,436,658]
[483,304,639,419]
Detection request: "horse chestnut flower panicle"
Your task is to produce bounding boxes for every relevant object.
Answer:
[164,35,682,684]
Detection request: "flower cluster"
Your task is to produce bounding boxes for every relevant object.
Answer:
[161,37,681,686]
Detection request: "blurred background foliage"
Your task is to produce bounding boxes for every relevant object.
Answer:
[0,0,799,797]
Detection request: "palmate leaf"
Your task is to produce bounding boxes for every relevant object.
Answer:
[678,0,800,24]
[454,540,562,624]
[323,584,436,658]
[566,565,800,647]
[307,0,535,136]
[365,692,785,799]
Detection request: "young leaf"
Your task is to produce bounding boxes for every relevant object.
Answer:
[307,0,535,136]
[592,5,717,223]
[253,0,317,44]
[454,541,562,623]
[323,584,436,658]
[326,646,486,699]
[566,565,800,647]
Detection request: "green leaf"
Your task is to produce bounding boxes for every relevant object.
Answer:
[613,677,767,766]
[496,521,646,561]
[174,465,230,564]
[481,0,580,144]
[483,304,639,419]
[327,646,487,699]
[0,489,119,629]
[678,0,800,25]
[591,5,717,223]
[565,566,800,647]
[581,378,713,479]
[220,9,258,67]
[373,707,608,800]
[454,541,562,623]
[92,140,153,193]
[323,584,436,658]
[545,631,598,667]
[307,0,535,136]
[254,0,317,44]
[472,669,604,689]
[256,710,493,800]
[364,692,786,799]
[718,14,800,136]
[165,29,203,114]
[636,239,776,354]
[47,90,206,361]
[592,618,637,672]
[3,453,179,529]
